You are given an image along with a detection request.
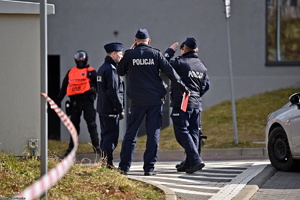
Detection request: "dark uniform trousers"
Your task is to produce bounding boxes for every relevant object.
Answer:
[99,113,120,166]
[171,107,203,166]
[67,98,99,151]
[119,105,162,173]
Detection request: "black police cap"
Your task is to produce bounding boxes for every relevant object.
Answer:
[184,37,198,49]
[104,42,123,53]
[135,28,150,39]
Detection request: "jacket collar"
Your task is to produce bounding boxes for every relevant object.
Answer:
[182,51,198,58]
[136,43,151,48]
[105,55,117,66]
[76,64,89,69]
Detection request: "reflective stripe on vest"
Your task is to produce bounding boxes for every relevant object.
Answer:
[66,66,94,96]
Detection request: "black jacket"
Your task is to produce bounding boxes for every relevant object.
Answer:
[165,48,210,110]
[117,43,188,106]
[97,56,124,114]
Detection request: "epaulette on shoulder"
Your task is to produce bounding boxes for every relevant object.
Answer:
[153,47,161,52]
[175,56,182,60]
[147,45,160,52]
[125,49,133,52]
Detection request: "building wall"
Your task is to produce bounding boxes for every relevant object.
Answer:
[0,14,41,156]
[0,0,55,156]
[20,0,300,142]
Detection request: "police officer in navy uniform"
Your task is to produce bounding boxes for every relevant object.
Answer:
[97,43,124,168]
[117,28,189,176]
[57,50,100,157]
[164,38,210,173]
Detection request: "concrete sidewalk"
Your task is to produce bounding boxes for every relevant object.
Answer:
[250,169,300,200]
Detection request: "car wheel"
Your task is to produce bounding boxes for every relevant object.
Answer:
[268,127,296,171]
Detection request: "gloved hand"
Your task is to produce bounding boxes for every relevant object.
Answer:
[184,86,190,95]
[185,91,190,97]
[119,110,125,120]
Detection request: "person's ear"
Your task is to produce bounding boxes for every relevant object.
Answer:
[182,46,187,53]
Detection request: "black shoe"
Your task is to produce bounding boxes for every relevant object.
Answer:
[118,168,128,175]
[107,164,116,169]
[177,164,190,172]
[120,170,128,175]
[175,160,186,169]
[186,163,205,174]
[144,172,156,176]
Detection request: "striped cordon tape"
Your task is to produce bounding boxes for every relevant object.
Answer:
[14,93,78,200]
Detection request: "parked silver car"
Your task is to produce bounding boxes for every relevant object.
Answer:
[266,92,300,171]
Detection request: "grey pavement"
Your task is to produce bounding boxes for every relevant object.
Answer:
[76,148,297,200]
[250,170,300,200]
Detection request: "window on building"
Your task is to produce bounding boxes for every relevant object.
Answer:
[266,0,300,65]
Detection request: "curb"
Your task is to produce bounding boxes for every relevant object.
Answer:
[128,177,177,200]
[232,164,277,200]
[201,148,267,157]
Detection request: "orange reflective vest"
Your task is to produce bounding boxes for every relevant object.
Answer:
[66,66,94,96]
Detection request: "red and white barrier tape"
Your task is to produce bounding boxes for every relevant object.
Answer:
[14,93,78,200]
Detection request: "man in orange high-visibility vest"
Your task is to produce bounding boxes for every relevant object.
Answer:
[57,50,100,157]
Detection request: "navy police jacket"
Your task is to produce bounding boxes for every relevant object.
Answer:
[117,43,188,106]
[97,56,124,114]
[165,48,210,110]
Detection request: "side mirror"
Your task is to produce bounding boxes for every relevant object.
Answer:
[289,93,300,105]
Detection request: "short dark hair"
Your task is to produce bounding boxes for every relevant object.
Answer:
[184,44,194,52]
[180,42,185,49]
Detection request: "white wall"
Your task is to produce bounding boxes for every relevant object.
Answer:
[0,14,41,156]
[0,0,54,156]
